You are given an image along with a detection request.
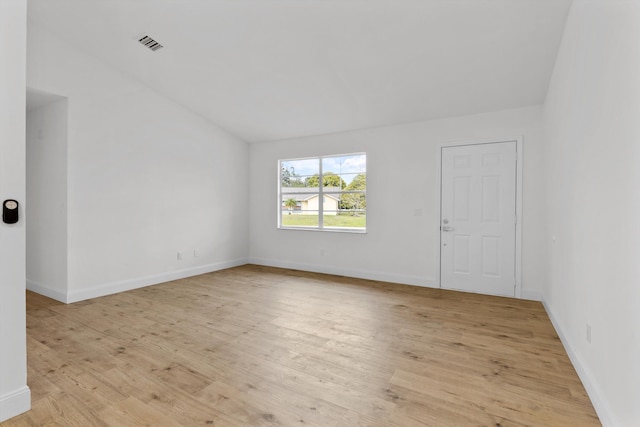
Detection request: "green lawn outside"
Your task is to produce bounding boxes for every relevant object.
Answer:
[281,213,366,228]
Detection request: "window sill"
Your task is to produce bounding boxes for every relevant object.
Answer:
[278,226,367,234]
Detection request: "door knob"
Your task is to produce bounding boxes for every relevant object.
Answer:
[441,226,455,232]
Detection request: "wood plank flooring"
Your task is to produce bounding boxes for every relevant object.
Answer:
[2,265,600,426]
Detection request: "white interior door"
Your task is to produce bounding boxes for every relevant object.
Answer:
[440,141,517,297]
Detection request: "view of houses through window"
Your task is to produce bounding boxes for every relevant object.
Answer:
[279,153,366,231]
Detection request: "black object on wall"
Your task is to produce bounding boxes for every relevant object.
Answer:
[3,199,19,224]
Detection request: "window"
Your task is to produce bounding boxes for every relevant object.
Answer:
[279,153,366,232]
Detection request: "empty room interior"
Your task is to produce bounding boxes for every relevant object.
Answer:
[1,0,639,426]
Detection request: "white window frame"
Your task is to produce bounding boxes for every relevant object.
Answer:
[278,153,366,233]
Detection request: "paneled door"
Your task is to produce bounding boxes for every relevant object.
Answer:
[440,141,517,297]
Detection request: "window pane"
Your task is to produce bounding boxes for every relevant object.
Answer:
[282,191,320,217]
[323,187,342,197]
[322,154,366,175]
[339,191,366,212]
[281,212,319,227]
[341,173,366,189]
[281,176,306,188]
[323,211,366,229]
[282,187,319,197]
[314,172,345,189]
[281,159,319,187]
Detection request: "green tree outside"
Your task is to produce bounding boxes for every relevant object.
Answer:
[340,173,366,213]
[281,166,305,187]
[304,172,346,189]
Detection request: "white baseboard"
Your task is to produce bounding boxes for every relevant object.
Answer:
[249,258,546,302]
[247,257,437,289]
[541,298,618,427]
[26,279,67,303]
[0,386,31,423]
[30,258,540,304]
[61,258,248,303]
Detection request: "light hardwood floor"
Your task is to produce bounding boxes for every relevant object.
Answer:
[3,265,600,426]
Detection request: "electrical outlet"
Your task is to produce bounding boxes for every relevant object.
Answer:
[177,251,183,261]
[586,323,592,344]
[320,249,325,256]
[193,249,199,258]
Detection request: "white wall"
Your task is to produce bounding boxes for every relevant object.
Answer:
[26,96,68,301]
[0,0,31,422]
[543,1,640,426]
[249,105,546,298]
[27,23,250,302]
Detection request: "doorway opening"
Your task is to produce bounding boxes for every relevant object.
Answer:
[26,87,68,301]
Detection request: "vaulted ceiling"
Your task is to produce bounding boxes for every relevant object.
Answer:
[27,0,572,142]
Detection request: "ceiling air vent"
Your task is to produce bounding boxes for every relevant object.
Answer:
[138,35,163,52]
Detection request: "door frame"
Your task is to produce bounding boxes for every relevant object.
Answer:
[436,136,524,298]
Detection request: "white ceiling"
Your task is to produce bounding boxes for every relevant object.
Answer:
[27,0,572,143]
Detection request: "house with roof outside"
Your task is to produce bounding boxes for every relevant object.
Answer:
[282,187,341,215]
